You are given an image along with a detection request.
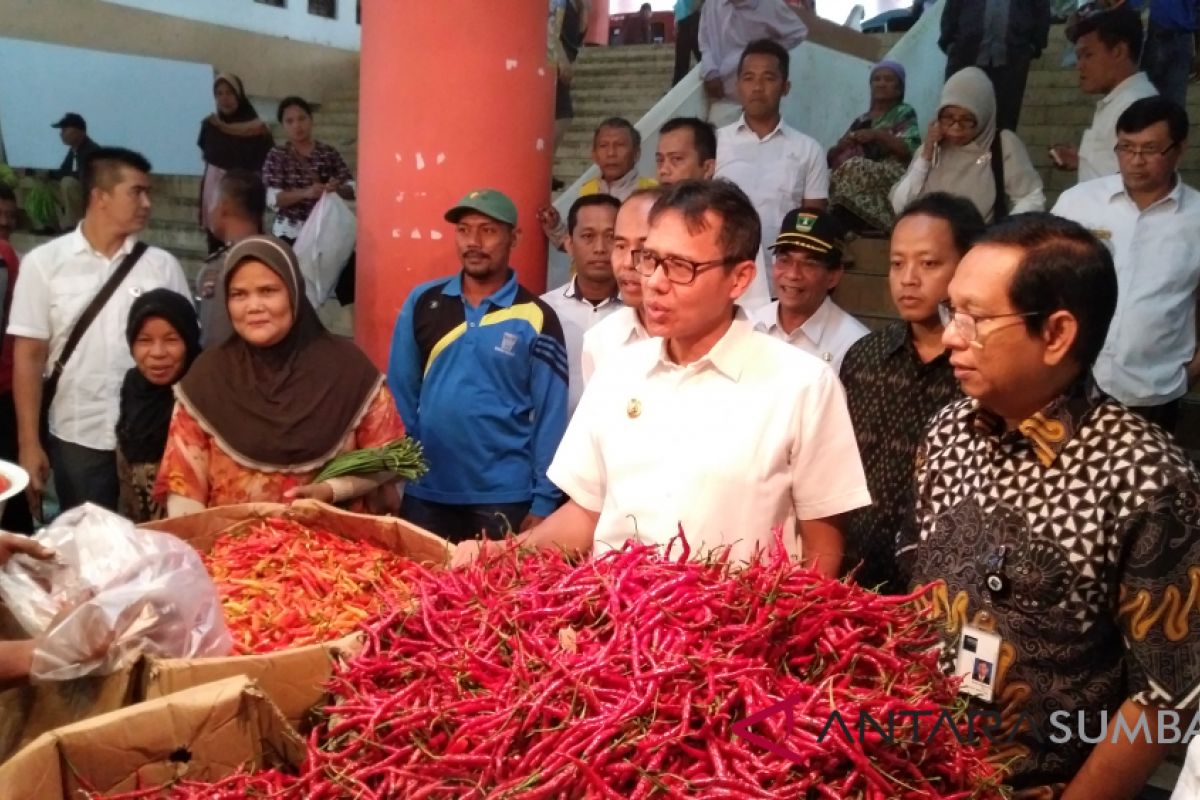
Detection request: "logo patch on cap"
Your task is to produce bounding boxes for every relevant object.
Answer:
[793,213,819,234]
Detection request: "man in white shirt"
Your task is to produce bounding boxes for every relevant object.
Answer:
[1052,96,1200,431]
[1050,5,1157,182]
[715,39,829,310]
[699,0,807,126]
[458,180,870,574]
[540,194,623,415]
[9,147,190,517]
[580,187,662,383]
[655,117,717,185]
[752,209,867,372]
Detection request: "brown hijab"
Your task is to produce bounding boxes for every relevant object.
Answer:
[176,236,382,472]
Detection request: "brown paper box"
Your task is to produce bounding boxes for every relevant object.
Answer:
[0,675,305,800]
[135,500,449,726]
[0,502,446,764]
[0,669,138,764]
[140,633,362,726]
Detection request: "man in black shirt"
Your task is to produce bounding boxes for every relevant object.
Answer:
[839,193,985,591]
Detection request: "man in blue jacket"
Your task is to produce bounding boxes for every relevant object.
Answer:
[387,189,569,542]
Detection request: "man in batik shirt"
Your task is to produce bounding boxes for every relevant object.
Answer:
[902,212,1200,798]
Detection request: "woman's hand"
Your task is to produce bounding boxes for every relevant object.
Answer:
[306,183,325,200]
[284,482,335,504]
[451,538,504,568]
[921,120,943,161]
[0,532,53,567]
[850,129,877,145]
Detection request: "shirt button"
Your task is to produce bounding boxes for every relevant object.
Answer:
[469,322,476,328]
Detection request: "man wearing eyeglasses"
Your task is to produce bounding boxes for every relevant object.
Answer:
[454,179,870,573]
[1051,96,1200,431]
[902,212,1200,799]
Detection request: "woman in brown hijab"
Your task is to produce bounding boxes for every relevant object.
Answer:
[198,73,274,253]
[153,236,404,516]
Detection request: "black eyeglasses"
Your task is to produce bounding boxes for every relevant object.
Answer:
[632,249,738,286]
[1113,142,1180,160]
[938,302,1043,348]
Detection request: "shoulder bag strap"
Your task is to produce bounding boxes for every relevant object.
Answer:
[990,132,1009,222]
[44,241,149,400]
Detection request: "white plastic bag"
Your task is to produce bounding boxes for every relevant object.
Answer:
[293,192,356,309]
[0,504,231,681]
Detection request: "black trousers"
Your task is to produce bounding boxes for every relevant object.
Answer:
[946,50,1034,133]
[673,11,701,85]
[400,494,531,544]
[48,435,119,514]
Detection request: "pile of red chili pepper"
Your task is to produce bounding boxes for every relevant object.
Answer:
[288,535,1005,799]
[96,535,1006,799]
[202,517,414,655]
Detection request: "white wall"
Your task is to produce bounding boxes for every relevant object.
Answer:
[102,0,361,51]
[0,38,214,175]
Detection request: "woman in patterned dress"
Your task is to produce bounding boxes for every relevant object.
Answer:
[153,236,404,517]
[828,61,922,234]
[261,96,355,243]
[116,289,201,522]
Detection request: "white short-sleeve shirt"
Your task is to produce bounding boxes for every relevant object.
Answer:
[549,314,871,563]
[716,117,830,308]
[580,305,651,385]
[7,228,191,451]
[1051,174,1200,405]
[752,296,869,373]
[540,280,624,415]
[1078,72,1158,183]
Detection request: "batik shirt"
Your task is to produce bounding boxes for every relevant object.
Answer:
[904,379,1200,795]
[839,321,959,592]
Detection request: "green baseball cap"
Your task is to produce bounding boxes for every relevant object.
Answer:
[444,188,518,226]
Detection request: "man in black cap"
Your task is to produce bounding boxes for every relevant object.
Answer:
[21,113,101,233]
[750,208,866,372]
[52,113,99,180]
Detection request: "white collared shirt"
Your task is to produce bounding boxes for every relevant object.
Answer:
[540,280,624,415]
[549,312,871,563]
[1078,72,1158,183]
[1051,173,1200,405]
[7,227,190,450]
[698,0,808,101]
[752,296,869,373]
[580,305,651,385]
[716,117,829,309]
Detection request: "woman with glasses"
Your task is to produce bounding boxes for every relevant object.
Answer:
[889,67,1044,223]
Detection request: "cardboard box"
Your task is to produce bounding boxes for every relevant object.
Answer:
[136,500,449,728]
[0,675,304,800]
[0,669,139,765]
[0,502,445,763]
[140,633,361,728]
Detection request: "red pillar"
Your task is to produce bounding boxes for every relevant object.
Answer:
[585,0,611,45]
[356,0,555,369]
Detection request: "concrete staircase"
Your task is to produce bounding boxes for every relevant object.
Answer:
[554,44,679,184]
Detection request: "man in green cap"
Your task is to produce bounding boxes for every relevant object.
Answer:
[387,189,569,542]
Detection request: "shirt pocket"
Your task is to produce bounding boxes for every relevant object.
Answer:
[48,276,98,339]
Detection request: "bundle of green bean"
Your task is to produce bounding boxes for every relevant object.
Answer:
[314,437,429,483]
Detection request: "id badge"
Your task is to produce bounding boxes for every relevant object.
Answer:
[955,624,1002,703]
